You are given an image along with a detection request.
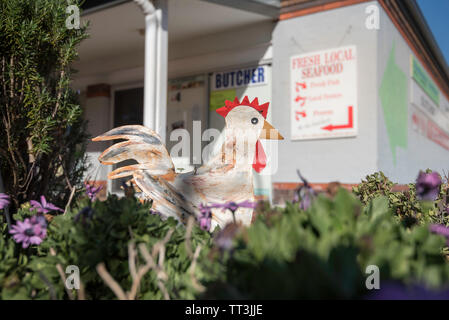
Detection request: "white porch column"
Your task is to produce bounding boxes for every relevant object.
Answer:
[155,0,168,144]
[133,0,168,143]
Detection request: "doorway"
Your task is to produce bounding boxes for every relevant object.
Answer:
[111,86,144,193]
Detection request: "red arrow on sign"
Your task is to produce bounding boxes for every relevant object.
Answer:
[321,106,354,131]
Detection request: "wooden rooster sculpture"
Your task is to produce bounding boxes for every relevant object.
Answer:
[93,96,283,230]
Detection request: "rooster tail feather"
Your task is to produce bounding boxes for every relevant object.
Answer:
[134,171,195,223]
[93,125,174,177]
[93,125,195,223]
[92,125,163,145]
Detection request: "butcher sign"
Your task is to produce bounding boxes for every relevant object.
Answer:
[290,45,358,140]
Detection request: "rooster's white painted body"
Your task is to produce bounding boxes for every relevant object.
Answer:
[93,96,283,230]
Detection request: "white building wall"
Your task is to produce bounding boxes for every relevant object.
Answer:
[271,1,379,184]
[377,5,449,183]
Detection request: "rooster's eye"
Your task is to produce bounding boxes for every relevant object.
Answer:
[251,118,258,125]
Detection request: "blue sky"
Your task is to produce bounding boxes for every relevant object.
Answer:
[416,0,449,66]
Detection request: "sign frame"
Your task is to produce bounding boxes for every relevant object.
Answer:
[290,45,358,141]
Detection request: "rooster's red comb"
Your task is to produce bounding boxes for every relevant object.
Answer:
[215,96,269,119]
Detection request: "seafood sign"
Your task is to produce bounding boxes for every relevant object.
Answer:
[290,45,358,140]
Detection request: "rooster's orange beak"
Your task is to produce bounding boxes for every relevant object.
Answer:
[259,120,284,140]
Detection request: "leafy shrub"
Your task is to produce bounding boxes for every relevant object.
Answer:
[201,190,449,299]
[353,171,448,227]
[0,0,89,210]
[9,196,215,300]
[352,172,393,204]
[1,174,449,300]
[0,222,32,300]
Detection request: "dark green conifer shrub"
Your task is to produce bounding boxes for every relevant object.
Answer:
[0,0,89,210]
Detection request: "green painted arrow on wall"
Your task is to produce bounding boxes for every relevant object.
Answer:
[379,42,408,165]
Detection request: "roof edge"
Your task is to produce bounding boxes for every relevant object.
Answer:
[401,0,449,85]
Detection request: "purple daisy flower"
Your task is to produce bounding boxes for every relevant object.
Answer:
[198,204,212,231]
[31,214,48,228]
[430,224,449,237]
[30,196,63,214]
[416,171,442,201]
[0,193,10,210]
[429,224,449,245]
[9,216,47,248]
[293,170,316,210]
[85,183,103,201]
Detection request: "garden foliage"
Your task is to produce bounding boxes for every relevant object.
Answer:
[353,171,449,227]
[2,195,215,299]
[1,172,449,299]
[0,0,89,210]
[202,190,449,299]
